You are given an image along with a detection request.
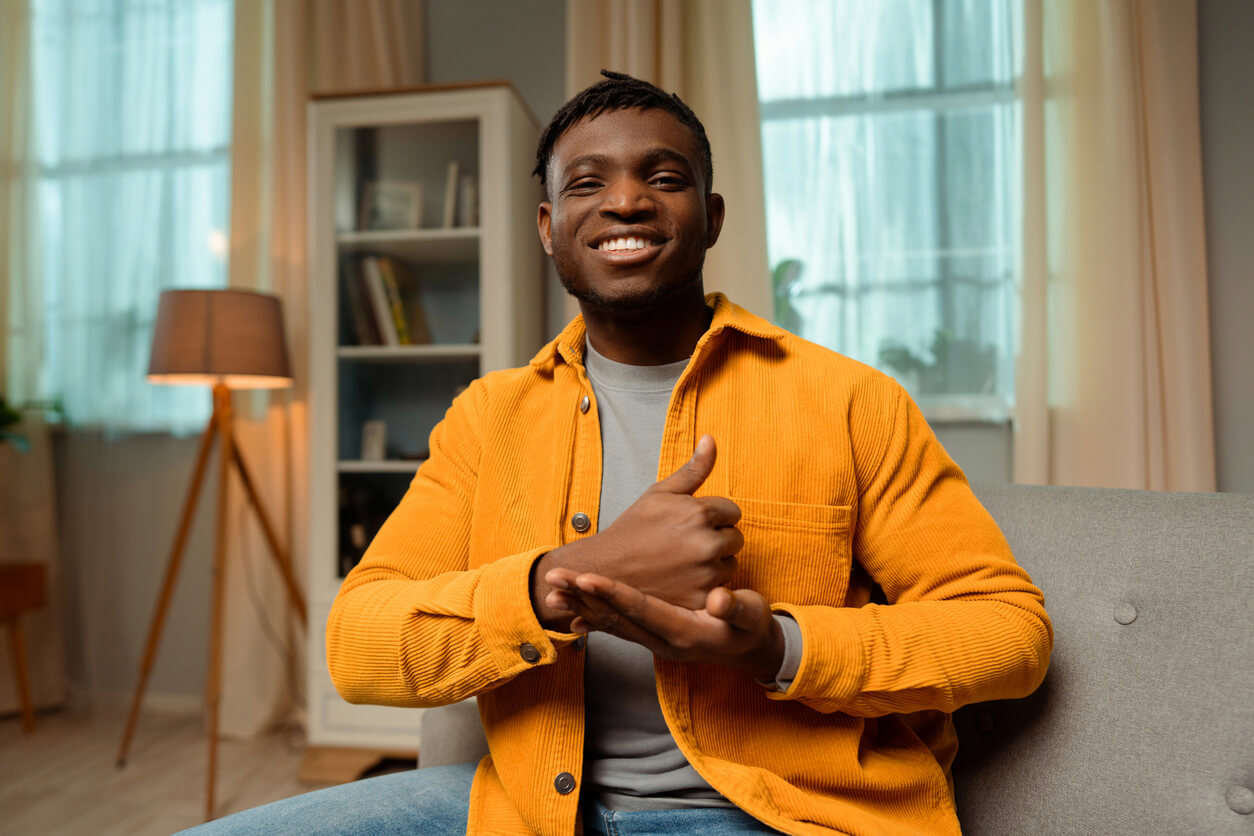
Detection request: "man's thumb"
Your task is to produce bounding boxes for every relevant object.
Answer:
[656,435,716,495]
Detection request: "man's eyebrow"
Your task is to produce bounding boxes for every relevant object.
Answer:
[637,147,694,174]
[561,147,695,177]
[563,153,612,173]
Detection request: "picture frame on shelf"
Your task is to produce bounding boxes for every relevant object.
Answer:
[358,181,422,231]
[360,419,387,460]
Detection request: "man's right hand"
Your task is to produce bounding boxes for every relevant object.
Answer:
[530,435,743,629]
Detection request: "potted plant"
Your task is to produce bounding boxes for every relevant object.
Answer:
[0,394,30,452]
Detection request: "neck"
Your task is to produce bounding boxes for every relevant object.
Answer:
[579,285,713,366]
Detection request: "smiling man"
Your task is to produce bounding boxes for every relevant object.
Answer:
[186,71,1051,836]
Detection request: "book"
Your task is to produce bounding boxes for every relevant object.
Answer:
[457,174,478,227]
[442,160,460,228]
[377,257,412,345]
[342,262,380,345]
[362,257,400,346]
[383,257,433,345]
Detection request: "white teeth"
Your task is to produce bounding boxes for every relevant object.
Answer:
[599,237,652,252]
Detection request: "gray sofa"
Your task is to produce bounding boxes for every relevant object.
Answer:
[419,484,1254,834]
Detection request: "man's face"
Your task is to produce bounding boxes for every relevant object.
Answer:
[537,108,725,312]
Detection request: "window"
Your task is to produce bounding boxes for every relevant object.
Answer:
[30,0,234,433]
[753,0,1022,418]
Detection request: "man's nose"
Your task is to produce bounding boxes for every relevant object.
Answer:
[599,177,653,218]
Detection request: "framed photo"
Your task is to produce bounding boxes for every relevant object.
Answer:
[358,181,422,231]
[360,419,387,461]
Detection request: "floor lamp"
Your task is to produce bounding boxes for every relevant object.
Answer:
[115,289,308,822]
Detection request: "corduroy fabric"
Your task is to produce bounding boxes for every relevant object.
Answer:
[326,293,1053,835]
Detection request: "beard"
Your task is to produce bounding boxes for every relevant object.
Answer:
[555,262,705,315]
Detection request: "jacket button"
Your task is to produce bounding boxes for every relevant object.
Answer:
[573,636,586,651]
[571,512,591,533]
[1114,602,1137,625]
[519,643,541,663]
[580,395,590,413]
[554,771,576,794]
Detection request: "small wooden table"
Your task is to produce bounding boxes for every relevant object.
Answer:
[0,563,46,732]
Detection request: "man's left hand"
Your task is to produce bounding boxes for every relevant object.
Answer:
[543,569,785,682]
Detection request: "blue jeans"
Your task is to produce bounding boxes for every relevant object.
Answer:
[177,762,780,834]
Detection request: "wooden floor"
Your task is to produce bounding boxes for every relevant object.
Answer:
[0,705,327,835]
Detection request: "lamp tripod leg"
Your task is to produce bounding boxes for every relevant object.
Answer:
[204,384,234,821]
[230,445,308,628]
[116,407,218,769]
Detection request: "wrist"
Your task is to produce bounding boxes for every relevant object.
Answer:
[746,616,786,683]
[529,542,598,630]
[529,551,569,630]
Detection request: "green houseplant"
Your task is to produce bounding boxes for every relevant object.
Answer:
[0,395,29,452]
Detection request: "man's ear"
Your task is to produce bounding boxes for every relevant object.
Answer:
[705,192,726,249]
[537,201,554,255]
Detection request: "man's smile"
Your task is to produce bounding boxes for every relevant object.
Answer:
[588,226,669,266]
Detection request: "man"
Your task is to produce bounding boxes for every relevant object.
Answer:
[190,71,1051,836]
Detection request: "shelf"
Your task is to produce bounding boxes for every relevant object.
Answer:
[338,459,425,473]
[337,344,481,362]
[337,228,479,263]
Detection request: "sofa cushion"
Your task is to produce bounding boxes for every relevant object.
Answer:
[958,484,1254,835]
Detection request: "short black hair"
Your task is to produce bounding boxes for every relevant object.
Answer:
[533,70,714,195]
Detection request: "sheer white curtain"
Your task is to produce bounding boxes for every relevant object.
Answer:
[753,0,1021,413]
[23,0,234,434]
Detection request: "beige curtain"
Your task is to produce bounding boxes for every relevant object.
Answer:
[1015,0,1215,491]
[565,0,771,321]
[221,0,424,738]
[0,0,40,403]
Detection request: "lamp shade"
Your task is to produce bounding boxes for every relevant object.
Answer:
[147,289,293,389]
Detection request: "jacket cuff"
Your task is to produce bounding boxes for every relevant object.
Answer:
[473,547,579,677]
[766,603,866,705]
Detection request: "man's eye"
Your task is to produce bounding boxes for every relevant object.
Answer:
[566,179,601,193]
[651,175,687,189]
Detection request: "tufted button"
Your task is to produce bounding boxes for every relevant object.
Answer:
[519,643,541,664]
[1114,602,1138,625]
[554,771,576,794]
[1227,785,1254,815]
[571,512,591,533]
[580,395,590,413]
[573,635,586,651]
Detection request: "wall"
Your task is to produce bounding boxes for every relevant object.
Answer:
[54,430,215,706]
[1199,0,1254,493]
[424,0,570,340]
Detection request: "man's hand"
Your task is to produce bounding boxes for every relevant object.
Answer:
[531,435,744,629]
[543,570,786,682]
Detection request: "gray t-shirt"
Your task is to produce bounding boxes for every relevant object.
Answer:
[582,338,801,810]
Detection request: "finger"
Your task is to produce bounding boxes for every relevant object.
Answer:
[653,435,716,496]
[706,587,770,632]
[713,525,744,557]
[696,496,741,528]
[544,567,581,590]
[574,574,705,644]
[561,587,622,627]
[545,589,578,615]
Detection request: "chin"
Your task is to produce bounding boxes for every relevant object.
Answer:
[560,270,702,314]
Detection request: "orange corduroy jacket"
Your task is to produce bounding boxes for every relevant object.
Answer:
[326,292,1053,835]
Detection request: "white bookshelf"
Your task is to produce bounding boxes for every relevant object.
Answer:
[306,84,543,749]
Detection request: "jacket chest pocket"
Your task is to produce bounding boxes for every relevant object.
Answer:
[730,497,853,606]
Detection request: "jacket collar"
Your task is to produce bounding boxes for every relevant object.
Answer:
[528,292,787,373]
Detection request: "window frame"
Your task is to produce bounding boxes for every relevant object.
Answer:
[757,0,1021,424]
